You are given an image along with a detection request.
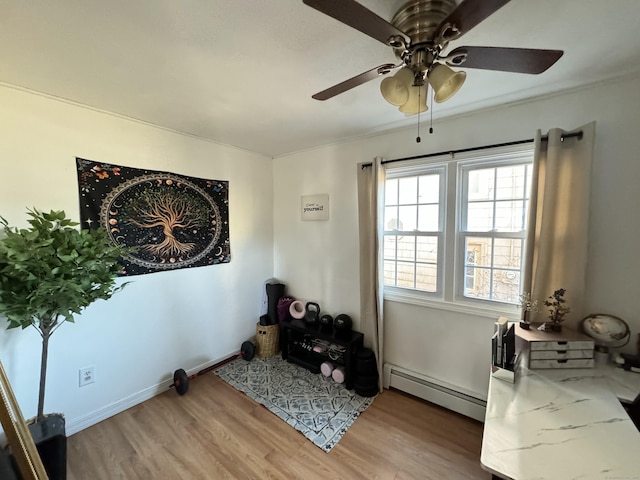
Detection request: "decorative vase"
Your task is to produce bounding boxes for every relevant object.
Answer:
[519,310,531,330]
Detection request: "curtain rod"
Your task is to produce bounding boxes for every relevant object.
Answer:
[362,130,583,168]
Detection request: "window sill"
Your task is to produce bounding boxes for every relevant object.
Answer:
[383,288,520,321]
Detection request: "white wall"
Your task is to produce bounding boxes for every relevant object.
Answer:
[273,73,640,399]
[0,85,273,433]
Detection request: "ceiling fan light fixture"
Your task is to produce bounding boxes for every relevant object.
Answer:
[380,67,414,106]
[428,62,466,103]
[398,84,428,114]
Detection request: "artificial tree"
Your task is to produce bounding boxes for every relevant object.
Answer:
[0,209,127,420]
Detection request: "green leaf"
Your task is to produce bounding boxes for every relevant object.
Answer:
[0,208,129,334]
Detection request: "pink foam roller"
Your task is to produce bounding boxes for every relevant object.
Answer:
[332,366,345,384]
[320,361,334,377]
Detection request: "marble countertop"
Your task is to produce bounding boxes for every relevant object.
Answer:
[481,363,640,479]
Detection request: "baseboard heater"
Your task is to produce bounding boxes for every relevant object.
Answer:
[383,363,487,422]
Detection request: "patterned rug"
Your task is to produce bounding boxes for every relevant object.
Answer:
[214,356,376,452]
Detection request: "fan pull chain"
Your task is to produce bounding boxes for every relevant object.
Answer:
[429,86,434,134]
[416,86,422,143]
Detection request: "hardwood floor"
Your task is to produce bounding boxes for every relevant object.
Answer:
[67,373,489,479]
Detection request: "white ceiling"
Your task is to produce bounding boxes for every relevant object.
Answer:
[1,0,640,158]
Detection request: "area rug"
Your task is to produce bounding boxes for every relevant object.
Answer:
[214,356,376,452]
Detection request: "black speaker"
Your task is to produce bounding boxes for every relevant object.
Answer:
[354,383,379,397]
[355,348,378,375]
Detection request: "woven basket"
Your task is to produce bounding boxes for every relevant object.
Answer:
[256,323,279,357]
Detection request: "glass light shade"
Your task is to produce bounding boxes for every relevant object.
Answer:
[398,84,428,114]
[380,67,414,106]
[428,63,466,103]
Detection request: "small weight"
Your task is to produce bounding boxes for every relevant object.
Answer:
[173,368,189,395]
[240,340,256,361]
[305,302,320,325]
[334,314,352,332]
[320,314,333,330]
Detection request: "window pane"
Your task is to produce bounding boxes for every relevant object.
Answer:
[418,174,439,204]
[493,238,523,269]
[465,265,475,290]
[384,206,399,230]
[398,205,417,231]
[396,262,415,288]
[467,168,495,201]
[384,260,396,286]
[496,165,526,200]
[398,177,417,205]
[465,237,492,268]
[416,264,437,292]
[464,237,523,302]
[492,269,521,303]
[467,202,494,231]
[464,266,491,299]
[384,235,397,260]
[418,205,439,231]
[385,178,398,206]
[417,236,438,263]
[397,235,416,261]
[495,200,525,231]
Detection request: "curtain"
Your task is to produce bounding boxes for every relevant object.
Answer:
[357,157,385,391]
[523,121,596,326]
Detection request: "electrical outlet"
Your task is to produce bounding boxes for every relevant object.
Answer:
[79,365,95,387]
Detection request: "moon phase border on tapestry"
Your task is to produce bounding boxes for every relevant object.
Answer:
[76,158,230,276]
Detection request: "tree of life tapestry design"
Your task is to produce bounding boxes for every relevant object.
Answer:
[76,158,230,276]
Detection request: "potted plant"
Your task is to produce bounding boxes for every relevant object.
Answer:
[0,209,127,477]
[517,292,539,330]
[539,288,570,332]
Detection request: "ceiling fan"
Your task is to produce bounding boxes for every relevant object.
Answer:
[303,0,564,114]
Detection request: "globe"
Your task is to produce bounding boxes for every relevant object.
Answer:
[581,314,630,351]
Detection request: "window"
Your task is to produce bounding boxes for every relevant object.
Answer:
[383,166,445,293]
[383,145,534,309]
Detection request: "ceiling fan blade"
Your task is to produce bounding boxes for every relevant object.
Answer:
[303,0,410,46]
[445,46,564,74]
[312,63,396,100]
[438,0,511,38]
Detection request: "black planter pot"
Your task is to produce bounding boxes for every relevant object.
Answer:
[0,449,18,480]
[28,414,67,480]
[7,413,66,479]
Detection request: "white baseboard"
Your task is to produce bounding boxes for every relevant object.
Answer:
[383,363,487,422]
[65,351,238,436]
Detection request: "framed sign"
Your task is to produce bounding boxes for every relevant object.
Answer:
[301,194,329,221]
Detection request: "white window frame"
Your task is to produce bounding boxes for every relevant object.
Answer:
[383,143,534,317]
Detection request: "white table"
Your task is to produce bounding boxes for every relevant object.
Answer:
[481,363,640,479]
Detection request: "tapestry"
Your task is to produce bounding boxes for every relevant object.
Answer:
[76,158,230,276]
